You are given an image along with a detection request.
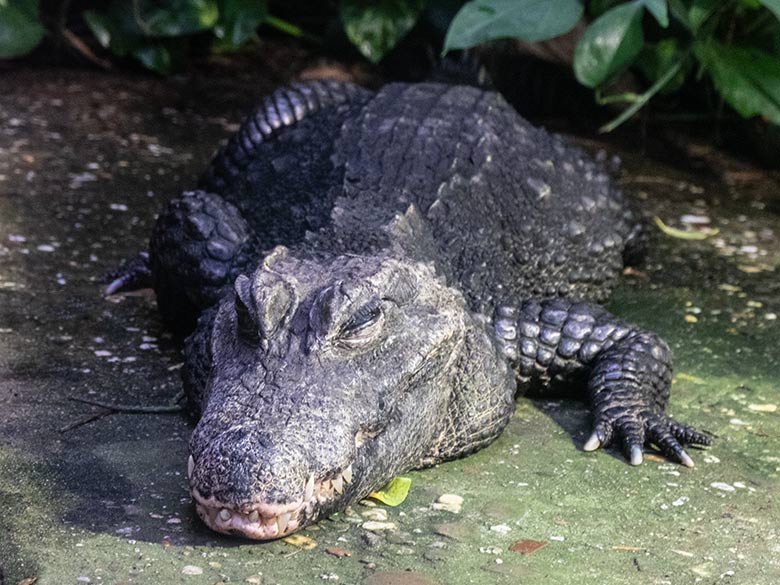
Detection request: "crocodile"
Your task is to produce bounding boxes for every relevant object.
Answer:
[108,79,710,540]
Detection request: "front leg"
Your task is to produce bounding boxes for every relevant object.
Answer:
[494,298,711,466]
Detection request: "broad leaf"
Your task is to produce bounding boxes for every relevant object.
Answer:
[574,2,645,88]
[640,0,669,27]
[368,476,412,506]
[694,40,780,125]
[636,38,687,93]
[444,0,584,51]
[341,0,425,63]
[687,0,718,33]
[0,0,45,58]
[213,0,267,49]
[134,0,218,37]
[758,0,780,20]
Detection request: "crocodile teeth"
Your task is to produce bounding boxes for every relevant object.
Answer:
[277,512,291,534]
[187,455,194,479]
[218,509,231,521]
[342,465,353,484]
[304,473,315,501]
[248,510,259,522]
[322,479,332,496]
[333,475,344,495]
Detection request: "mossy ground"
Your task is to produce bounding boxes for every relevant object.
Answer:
[1,50,778,584]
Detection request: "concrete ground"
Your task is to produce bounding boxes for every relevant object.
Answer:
[1,45,779,585]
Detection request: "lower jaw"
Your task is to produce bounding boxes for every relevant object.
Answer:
[194,501,304,539]
[191,488,310,540]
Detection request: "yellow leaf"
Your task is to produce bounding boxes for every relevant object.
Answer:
[283,534,317,550]
[676,373,706,385]
[368,476,412,507]
[653,216,718,240]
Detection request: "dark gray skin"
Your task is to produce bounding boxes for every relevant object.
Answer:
[109,79,710,539]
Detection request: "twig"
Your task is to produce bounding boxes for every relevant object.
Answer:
[67,390,186,414]
[59,410,112,433]
[62,29,112,70]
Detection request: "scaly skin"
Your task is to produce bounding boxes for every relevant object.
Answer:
[112,79,710,540]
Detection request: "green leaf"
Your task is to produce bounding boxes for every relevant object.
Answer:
[695,41,780,125]
[758,0,780,20]
[133,44,173,75]
[213,0,267,49]
[443,0,584,52]
[133,0,218,37]
[574,2,645,88]
[687,0,718,33]
[368,476,412,506]
[0,0,45,58]
[640,0,669,27]
[636,38,687,93]
[341,0,426,63]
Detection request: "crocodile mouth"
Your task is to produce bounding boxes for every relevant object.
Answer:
[188,455,354,539]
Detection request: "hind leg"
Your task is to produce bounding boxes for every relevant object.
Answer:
[150,190,256,333]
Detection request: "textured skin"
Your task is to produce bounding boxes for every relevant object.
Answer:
[130,80,710,539]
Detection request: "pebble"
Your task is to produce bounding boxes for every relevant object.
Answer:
[362,521,397,531]
[432,493,463,513]
[37,244,55,252]
[489,523,511,535]
[710,482,736,492]
[362,508,388,521]
[748,404,777,413]
[181,565,203,575]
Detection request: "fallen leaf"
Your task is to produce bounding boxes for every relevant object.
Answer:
[369,476,411,506]
[325,546,352,557]
[612,545,643,551]
[509,539,547,554]
[653,216,718,240]
[676,373,706,385]
[283,534,317,550]
[17,578,38,585]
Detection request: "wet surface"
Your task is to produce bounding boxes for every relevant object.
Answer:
[2,47,780,584]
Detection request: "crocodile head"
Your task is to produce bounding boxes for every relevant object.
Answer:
[185,247,507,539]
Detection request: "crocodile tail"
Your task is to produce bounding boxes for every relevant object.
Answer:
[199,80,373,194]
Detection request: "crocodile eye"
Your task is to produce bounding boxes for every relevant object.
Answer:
[337,302,383,349]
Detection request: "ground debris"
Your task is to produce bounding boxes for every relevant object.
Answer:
[509,539,547,554]
[325,546,352,558]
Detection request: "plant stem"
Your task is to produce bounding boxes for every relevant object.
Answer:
[265,15,320,43]
[599,57,686,133]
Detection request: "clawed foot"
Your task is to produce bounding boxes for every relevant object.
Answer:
[102,251,152,295]
[582,408,712,467]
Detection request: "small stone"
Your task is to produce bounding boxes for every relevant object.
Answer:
[245,577,262,584]
[432,493,463,513]
[362,508,388,521]
[489,523,511,535]
[710,482,735,492]
[362,521,397,531]
[748,403,777,413]
[181,565,203,575]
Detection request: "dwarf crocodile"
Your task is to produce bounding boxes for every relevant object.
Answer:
[108,78,710,540]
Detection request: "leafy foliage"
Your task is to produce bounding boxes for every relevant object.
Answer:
[2,0,779,130]
[0,0,45,58]
[342,0,426,63]
[443,0,583,50]
[446,0,780,130]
